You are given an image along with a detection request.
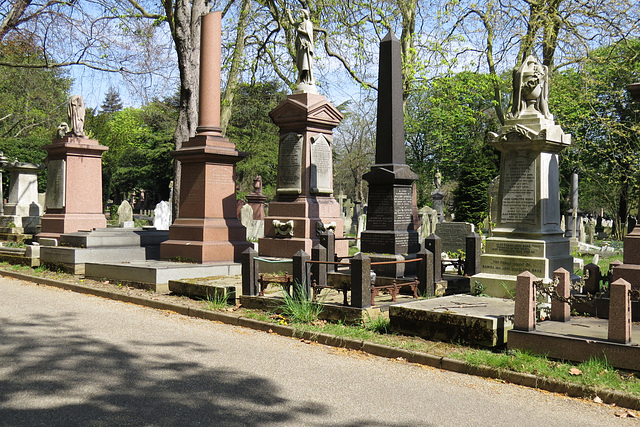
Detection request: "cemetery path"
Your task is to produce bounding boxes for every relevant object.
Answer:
[0,277,635,427]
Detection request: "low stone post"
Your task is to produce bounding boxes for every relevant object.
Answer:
[583,263,601,295]
[311,244,327,288]
[241,247,258,296]
[465,232,482,276]
[608,278,632,344]
[514,271,536,331]
[425,233,442,281]
[551,268,570,322]
[319,230,336,272]
[350,252,371,308]
[417,248,434,297]
[292,249,310,300]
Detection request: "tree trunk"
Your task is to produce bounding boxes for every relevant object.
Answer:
[220,0,251,135]
[162,0,211,219]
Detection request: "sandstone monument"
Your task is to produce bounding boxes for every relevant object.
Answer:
[472,56,573,297]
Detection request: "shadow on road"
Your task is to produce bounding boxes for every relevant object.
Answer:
[0,312,326,426]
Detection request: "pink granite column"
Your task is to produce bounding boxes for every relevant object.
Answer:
[550,267,570,322]
[196,11,222,137]
[514,271,536,331]
[608,278,631,344]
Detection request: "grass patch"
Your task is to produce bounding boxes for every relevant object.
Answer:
[279,283,324,324]
[452,348,640,396]
[202,290,230,310]
[364,313,391,334]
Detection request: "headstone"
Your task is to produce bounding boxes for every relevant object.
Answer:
[435,222,474,254]
[360,31,419,267]
[0,161,43,234]
[117,200,134,227]
[471,56,573,298]
[432,190,445,223]
[246,175,267,220]
[153,201,172,230]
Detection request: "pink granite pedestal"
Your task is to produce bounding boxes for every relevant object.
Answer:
[258,93,347,258]
[37,136,108,241]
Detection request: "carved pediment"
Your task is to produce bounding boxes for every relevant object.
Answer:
[269,94,343,127]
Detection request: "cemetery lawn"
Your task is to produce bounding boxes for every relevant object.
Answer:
[4,262,640,400]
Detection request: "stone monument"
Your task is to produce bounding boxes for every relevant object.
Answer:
[245,175,266,220]
[472,56,573,297]
[258,11,346,258]
[37,95,108,241]
[160,11,251,263]
[359,31,419,277]
[0,161,43,236]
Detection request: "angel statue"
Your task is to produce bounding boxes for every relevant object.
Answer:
[287,8,316,91]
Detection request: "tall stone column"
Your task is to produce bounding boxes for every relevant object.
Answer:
[160,11,251,263]
[359,32,419,277]
[37,135,108,241]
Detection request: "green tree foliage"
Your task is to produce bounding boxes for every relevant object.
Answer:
[551,39,640,238]
[100,87,123,115]
[87,98,176,205]
[0,35,71,191]
[226,82,287,200]
[405,72,501,213]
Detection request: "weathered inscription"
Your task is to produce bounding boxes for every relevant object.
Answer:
[482,255,546,276]
[485,240,545,257]
[310,134,332,194]
[366,186,413,230]
[46,159,65,209]
[277,132,302,194]
[435,222,474,253]
[501,155,536,224]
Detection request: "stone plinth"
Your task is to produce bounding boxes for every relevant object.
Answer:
[0,161,42,235]
[37,136,108,241]
[258,93,346,258]
[159,136,252,263]
[472,113,573,297]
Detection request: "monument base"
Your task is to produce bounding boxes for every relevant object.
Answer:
[37,213,107,241]
[161,218,252,264]
[258,196,347,258]
[473,233,573,298]
[0,215,40,235]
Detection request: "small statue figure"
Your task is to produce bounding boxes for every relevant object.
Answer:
[287,8,315,90]
[508,55,552,120]
[67,95,86,137]
[434,170,442,189]
[253,175,263,195]
[57,122,70,138]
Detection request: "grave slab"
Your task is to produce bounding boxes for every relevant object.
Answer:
[85,261,242,293]
[389,294,515,347]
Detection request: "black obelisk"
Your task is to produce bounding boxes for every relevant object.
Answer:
[360,32,419,272]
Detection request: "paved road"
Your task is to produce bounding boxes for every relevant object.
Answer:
[0,277,635,426]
